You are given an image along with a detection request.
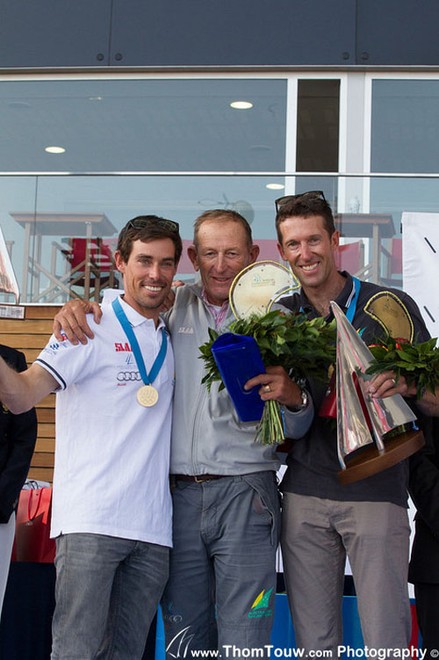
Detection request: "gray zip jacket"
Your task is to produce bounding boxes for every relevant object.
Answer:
[165,282,313,476]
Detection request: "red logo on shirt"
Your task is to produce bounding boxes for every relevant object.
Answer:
[114,342,132,352]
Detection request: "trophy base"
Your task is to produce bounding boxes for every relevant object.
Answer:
[338,429,425,485]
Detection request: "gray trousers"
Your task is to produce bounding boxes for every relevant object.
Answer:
[161,472,281,658]
[281,493,411,654]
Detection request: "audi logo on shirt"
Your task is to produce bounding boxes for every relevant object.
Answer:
[117,371,142,381]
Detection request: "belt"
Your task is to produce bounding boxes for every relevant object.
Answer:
[172,474,228,483]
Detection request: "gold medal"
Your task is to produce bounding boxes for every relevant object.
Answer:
[137,385,159,407]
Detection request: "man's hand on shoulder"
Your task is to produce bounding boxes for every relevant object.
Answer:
[53,299,101,345]
[161,279,185,313]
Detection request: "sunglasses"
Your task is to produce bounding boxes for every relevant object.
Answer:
[275,191,326,214]
[127,217,180,233]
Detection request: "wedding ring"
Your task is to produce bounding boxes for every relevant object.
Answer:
[390,378,396,386]
[264,384,271,393]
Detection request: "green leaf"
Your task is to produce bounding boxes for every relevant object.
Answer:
[366,334,439,397]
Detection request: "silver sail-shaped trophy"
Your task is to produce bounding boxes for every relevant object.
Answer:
[331,301,425,485]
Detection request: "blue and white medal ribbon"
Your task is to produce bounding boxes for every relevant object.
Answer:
[112,297,168,407]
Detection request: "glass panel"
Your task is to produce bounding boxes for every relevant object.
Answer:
[296,79,340,172]
[1,174,291,303]
[0,79,287,172]
[295,175,339,211]
[294,79,340,210]
[371,79,439,173]
[370,175,439,287]
[2,173,439,304]
[0,176,38,304]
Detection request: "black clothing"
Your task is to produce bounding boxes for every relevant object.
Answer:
[409,418,439,649]
[0,345,37,523]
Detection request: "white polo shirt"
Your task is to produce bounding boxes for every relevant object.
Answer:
[36,296,174,547]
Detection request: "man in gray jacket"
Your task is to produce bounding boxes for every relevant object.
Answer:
[53,209,313,657]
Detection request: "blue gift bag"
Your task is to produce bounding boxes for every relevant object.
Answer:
[211,333,266,422]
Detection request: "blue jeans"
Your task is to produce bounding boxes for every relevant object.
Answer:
[51,533,169,660]
[161,472,280,658]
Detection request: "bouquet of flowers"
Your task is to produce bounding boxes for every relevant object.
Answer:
[199,310,336,445]
[367,335,439,397]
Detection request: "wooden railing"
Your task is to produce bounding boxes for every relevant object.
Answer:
[1,305,60,483]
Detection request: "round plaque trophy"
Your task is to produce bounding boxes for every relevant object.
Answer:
[229,260,299,320]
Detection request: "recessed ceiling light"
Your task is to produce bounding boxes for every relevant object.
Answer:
[230,101,253,110]
[266,183,285,190]
[45,146,66,154]
[8,101,31,110]
[250,145,271,152]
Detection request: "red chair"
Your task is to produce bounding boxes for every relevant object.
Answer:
[63,237,117,300]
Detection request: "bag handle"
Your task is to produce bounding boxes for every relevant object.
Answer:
[27,488,45,521]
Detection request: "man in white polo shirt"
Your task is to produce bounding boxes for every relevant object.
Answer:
[51,209,313,658]
[0,215,182,660]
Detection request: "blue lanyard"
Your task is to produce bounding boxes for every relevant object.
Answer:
[112,297,168,386]
[345,276,361,324]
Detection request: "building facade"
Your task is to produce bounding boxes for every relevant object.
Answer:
[0,0,438,311]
